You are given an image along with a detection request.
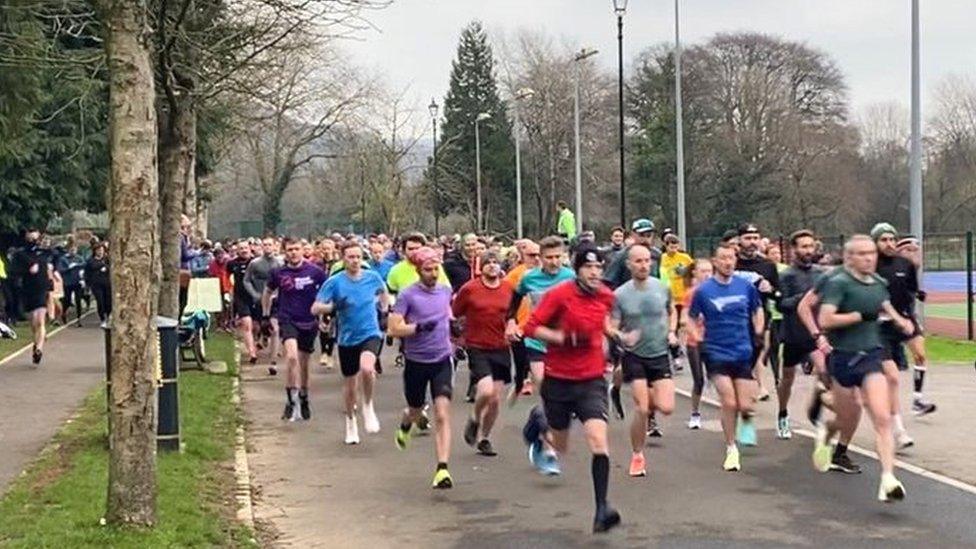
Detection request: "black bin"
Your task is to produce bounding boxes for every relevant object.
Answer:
[103,316,181,452]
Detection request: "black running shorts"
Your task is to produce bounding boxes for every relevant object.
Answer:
[338,337,383,377]
[468,348,512,384]
[782,342,816,369]
[278,322,317,354]
[403,357,453,408]
[829,348,885,388]
[541,376,608,431]
[621,353,673,384]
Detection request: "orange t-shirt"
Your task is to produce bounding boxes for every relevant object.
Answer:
[504,264,532,327]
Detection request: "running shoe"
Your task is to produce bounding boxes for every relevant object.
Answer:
[319,354,333,370]
[687,413,702,430]
[432,468,453,489]
[395,425,412,450]
[463,417,479,447]
[896,431,915,451]
[629,453,647,477]
[757,388,770,402]
[0,321,16,339]
[593,506,621,533]
[541,451,562,476]
[912,399,936,416]
[723,446,741,472]
[31,346,42,365]
[522,405,548,445]
[281,402,294,421]
[416,407,431,431]
[736,418,757,447]
[268,365,277,376]
[248,356,257,365]
[812,423,832,472]
[776,416,792,440]
[363,402,381,434]
[878,473,906,503]
[610,385,625,420]
[299,394,311,421]
[528,439,545,470]
[647,417,662,438]
[476,439,497,457]
[344,416,360,445]
[520,378,534,396]
[830,452,862,474]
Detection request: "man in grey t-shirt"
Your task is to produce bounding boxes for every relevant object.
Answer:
[609,244,678,478]
[245,237,284,374]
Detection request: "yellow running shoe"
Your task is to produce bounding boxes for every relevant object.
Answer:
[432,467,453,489]
[723,446,741,472]
[395,425,412,451]
[812,424,832,473]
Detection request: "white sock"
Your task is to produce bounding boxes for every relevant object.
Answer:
[912,391,922,401]
[893,413,906,435]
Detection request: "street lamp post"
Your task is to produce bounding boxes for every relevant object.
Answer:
[513,88,535,239]
[674,0,687,247]
[474,112,491,232]
[613,0,628,227]
[574,48,599,235]
[429,98,439,236]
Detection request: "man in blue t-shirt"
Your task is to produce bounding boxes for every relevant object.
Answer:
[312,241,389,445]
[689,244,764,473]
[262,238,327,423]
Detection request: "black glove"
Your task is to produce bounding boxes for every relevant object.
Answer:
[916,290,927,303]
[415,320,438,334]
[378,310,389,332]
[861,310,878,322]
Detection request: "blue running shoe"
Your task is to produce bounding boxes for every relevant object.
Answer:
[541,451,562,476]
[737,418,758,447]
[528,439,547,471]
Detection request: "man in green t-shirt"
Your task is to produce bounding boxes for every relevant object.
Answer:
[816,235,914,504]
[555,201,577,241]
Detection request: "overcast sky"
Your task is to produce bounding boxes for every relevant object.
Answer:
[346,0,974,123]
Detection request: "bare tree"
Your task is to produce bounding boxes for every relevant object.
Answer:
[926,74,976,231]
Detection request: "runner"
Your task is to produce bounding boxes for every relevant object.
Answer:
[680,258,713,429]
[659,231,693,368]
[261,237,326,422]
[772,230,825,440]
[610,244,677,477]
[13,229,51,364]
[453,250,514,457]
[814,235,911,502]
[766,243,788,390]
[734,223,780,402]
[227,244,257,364]
[894,236,935,414]
[521,243,621,533]
[56,240,86,327]
[503,240,541,398]
[872,224,936,424]
[84,243,112,322]
[688,244,764,471]
[245,237,283,374]
[443,233,480,293]
[387,246,455,488]
[312,241,389,444]
[386,232,449,295]
[603,218,660,289]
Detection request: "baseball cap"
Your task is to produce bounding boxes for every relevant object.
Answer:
[573,243,605,272]
[631,218,655,234]
[738,223,760,236]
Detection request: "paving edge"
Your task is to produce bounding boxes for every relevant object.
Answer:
[232,354,256,530]
[0,311,95,367]
[675,387,976,497]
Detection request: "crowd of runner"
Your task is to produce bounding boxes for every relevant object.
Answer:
[1,215,937,533]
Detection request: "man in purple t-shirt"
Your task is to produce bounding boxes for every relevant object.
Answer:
[388,247,455,489]
[263,237,326,423]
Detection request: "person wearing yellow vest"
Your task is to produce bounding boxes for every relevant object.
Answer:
[556,201,577,241]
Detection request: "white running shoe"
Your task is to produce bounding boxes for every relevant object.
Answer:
[878,473,906,502]
[345,416,360,445]
[687,413,702,430]
[363,401,381,434]
[896,431,915,451]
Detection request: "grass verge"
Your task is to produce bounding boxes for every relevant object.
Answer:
[924,335,976,364]
[0,332,254,547]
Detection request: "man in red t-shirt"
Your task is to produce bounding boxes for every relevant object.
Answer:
[522,243,627,534]
[452,251,513,457]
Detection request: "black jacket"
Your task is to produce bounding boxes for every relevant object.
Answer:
[876,254,919,317]
[777,263,824,345]
[736,255,780,309]
[85,257,111,287]
[443,251,475,293]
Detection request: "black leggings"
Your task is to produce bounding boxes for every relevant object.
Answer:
[90,283,112,321]
[511,339,530,392]
[687,345,705,397]
[61,284,84,322]
[769,319,782,387]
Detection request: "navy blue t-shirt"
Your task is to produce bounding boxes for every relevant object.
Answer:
[689,275,761,364]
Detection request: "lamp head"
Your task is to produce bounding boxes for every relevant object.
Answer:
[613,0,628,15]
[428,98,438,119]
[476,112,491,122]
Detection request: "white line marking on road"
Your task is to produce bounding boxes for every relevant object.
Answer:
[675,387,976,497]
[0,312,95,367]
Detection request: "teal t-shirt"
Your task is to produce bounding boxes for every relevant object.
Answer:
[612,278,670,358]
[820,269,889,353]
[517,266,576,353]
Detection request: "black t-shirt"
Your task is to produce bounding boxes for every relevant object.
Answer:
[736,254,780,310]
[18,246,51,296]
[227,257,252,298]
[876,254,918,317]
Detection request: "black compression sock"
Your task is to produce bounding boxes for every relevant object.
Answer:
[437,462,448,471]
[591,454,610,514]
[741,411,754,421]
[778,409,788,419]
[913,366,926,393]
[833,443,848,458]
[299,388,308,399]
[400,422,412,432]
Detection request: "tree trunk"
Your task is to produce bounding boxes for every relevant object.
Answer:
[180,111,198,233]
[157,103,194,318]
[96,0,159,527]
